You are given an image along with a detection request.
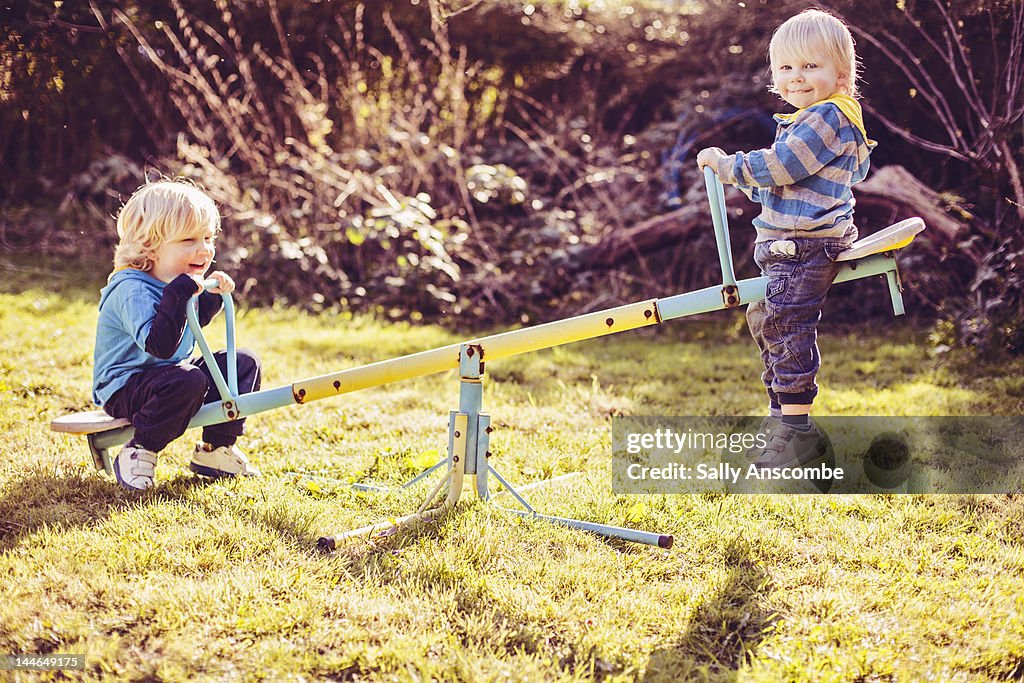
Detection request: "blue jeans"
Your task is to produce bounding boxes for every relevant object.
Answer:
[746,236,852,406]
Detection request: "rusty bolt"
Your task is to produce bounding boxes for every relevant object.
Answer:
[605,317,614,327]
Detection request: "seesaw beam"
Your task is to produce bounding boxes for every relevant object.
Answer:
[227,253,900,420]
[85,249,903,459]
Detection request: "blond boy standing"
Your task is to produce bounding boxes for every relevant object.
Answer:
[697,10,875,467]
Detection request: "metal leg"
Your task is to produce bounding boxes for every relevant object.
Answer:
[337,456,450,494]
[485,464,535,513]
[86,433,114,476]
[500,508,674,548]
[488,461,673,547]
[317,345,484,549]
[402,458,450,489]
[317,414,467,550]
[87,425,134,476]
[886,265,905,316]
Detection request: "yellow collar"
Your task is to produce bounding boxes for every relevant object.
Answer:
[775,94,874,145]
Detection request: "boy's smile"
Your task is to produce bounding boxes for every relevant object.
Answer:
[148,231,216,283]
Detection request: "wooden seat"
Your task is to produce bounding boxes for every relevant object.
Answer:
[834,217,925,262]
[50,410,131,435]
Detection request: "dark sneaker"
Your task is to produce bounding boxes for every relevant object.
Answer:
[745,415,781,461]
[752,421,829,470]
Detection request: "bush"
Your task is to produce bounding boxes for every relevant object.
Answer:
[2,0,1020,351]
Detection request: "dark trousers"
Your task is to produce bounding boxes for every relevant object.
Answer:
[104,349,261,452]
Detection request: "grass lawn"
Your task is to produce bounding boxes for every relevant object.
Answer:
[1,258,1022,681]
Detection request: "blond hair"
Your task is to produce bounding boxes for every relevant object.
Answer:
[112,179,221,273]
[768,9,860,99]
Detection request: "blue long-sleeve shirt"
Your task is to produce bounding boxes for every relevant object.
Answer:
[92,269,222,406]
[714,99,874,243]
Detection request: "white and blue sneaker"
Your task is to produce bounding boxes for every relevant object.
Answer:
[190,443,261,478]
[113,444,158,491]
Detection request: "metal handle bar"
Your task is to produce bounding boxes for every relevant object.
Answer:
[703,166,738,289]
[185,277,238,403]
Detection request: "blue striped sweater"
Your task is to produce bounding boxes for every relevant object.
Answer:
[714,100,874,243]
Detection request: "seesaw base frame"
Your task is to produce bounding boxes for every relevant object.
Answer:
[316,342,676,550]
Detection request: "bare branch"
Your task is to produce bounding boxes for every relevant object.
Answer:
[931,0,986,115]
[438,0,487,20]
[860,102,972,163]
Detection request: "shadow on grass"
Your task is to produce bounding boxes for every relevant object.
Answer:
[0,469,214,551]
[0,455,437,556]
[642,538,776,682]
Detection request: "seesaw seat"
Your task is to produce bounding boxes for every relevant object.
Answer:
[834,217,925,262]
[50,410,130,435]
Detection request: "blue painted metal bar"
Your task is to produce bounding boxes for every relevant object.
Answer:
[500,507,673,548]
[457,344,484,478]
[704,167,737,288]
[475,414,491,498]
[224,297,237,394]
[655,281,738,321]
[834,253,898,285]
[485,465,536,514]
[402,458,449,489]
[185,279,237,401]
[656,252,902,322]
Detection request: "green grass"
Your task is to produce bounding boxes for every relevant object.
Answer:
[1,259,1023,681]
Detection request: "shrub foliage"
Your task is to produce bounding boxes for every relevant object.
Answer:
[2,0,1021,347]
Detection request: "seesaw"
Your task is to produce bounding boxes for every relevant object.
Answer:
[52,168,925,549]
